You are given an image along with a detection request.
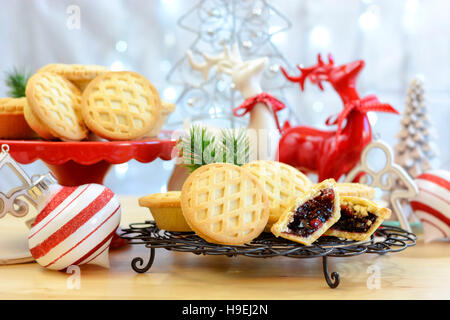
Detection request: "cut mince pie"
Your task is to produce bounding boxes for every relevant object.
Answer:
[271,179,341,245]
[325,196,391,241]
[336,183,375,199]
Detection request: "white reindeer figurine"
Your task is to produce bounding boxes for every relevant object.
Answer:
[168,45,282,190]
[187,44,282,161]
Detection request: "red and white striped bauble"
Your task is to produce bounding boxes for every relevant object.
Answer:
[29,184,121,270]
[411,170,450,243]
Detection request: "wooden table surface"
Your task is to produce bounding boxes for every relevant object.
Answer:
[1,196,449,300]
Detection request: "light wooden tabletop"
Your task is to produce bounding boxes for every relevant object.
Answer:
[0,196,449,300]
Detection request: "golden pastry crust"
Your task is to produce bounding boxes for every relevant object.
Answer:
[1,98,27,114]
[181,163,269,245]
[82,71,161,141]
[139,192,191,232]
[162,101,176,114]
[0,98,37,139]
[149,207,192,232]
[325,196,391,241]
[0,98,12,106]
[0,98,16,113]
[271,179,341,246]
[25,72,88,141]
[146,101,176,138]
[23,100,56,140]
[139,191,181,208]
[336,183,375,199]
[243,160,312,228]
[37,64,109,90]
[38,64,108,80]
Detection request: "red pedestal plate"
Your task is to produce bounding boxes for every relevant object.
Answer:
[0,139,176,185]
[0,138,177,249]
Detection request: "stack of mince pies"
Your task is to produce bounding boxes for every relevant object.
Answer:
[0,64,175,141]
[139,161,391,246]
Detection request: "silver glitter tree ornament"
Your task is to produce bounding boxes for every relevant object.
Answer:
[165,0,297,128]
[394,77,439,178]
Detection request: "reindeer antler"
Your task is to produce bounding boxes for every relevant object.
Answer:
[186,50,224,80]
[281,53,335,91]
[187,44,243,80]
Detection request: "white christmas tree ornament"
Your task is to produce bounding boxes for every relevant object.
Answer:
[394,77,439,179]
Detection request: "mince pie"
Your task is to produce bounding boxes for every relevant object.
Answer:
[271,179,341,245]
[325,196,391,241]
[336,183,375,199]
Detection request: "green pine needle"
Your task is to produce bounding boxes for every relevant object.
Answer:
[178,125,217,173]
[5,67,31,98]
[219,127,250,166]
[178,125,250,173]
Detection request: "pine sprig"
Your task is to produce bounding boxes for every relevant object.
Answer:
[178,125,217,173]
[5,67,31,98]
[219,128,250,166]
[178,125,250,172]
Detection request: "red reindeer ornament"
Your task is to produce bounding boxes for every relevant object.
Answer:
[279,55,399,181]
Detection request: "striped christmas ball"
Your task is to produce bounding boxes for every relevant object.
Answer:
[29,184,121,270]
[411,170,450,242]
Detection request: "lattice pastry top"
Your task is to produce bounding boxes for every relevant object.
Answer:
[25,72,88,141]
[242,160,312,226]
[82,71,161,141]
[37,64,109,82]
[181,163,269,245]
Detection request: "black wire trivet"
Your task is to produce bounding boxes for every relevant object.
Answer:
[120,221,416,289]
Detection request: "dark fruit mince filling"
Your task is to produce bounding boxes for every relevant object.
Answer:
[330,205,378,233]
[285,188,335,238]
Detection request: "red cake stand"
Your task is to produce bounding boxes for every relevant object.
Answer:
[0,139,176,186]
[0,138,177,250]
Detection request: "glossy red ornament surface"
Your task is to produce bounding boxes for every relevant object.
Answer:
[0,139,176,186]
[279,55,398,182]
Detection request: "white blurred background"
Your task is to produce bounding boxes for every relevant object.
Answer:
[0,0,448,195]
